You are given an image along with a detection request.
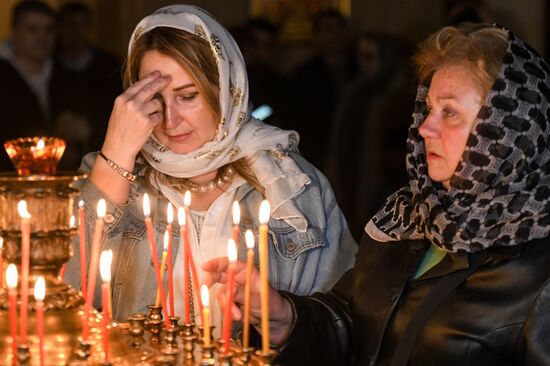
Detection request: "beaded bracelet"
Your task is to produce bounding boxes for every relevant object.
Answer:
[97,151,137,183]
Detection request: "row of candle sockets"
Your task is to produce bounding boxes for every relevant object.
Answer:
[0,189,273,364]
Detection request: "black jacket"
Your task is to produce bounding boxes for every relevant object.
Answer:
[277,235,550,365]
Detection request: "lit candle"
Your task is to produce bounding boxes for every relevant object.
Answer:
[243,229,255,348]
[178,192,203,324]
[6,264,18,363]
[143,193,170,329]
[78,200,87,301]
[155,230,169,307]
[232,201,240,246]
[99,250,112,364]
[34,276,45,366]
[178,206,190,324]
[201,284,210,347]
[0,237,4,288]
[222,239,238,354]
[83,199,106,341]
[104,250,113,319]
[259,200,271,352]
[18,200,31,345]
[166,203,174,317]
[31,138,45,158]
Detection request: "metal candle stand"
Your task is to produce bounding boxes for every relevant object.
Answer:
[0,138,279,364]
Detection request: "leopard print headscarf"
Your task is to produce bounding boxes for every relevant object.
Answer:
[368,28,550,253]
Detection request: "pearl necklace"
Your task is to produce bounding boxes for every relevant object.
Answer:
[179,167,234,193]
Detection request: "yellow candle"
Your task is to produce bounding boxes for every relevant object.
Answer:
[201,284,211,347]
[258,200,271,352]
[155,230,169,306]
[143,193,170,329]
[243,229,255,348]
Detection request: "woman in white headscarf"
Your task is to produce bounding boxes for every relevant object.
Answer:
[65,5,357,335]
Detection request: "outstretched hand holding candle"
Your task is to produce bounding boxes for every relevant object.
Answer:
[202,257,294,346]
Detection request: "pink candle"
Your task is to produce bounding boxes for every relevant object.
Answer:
[83,199,106,341]
[222,239,238,354]
[6,264,18,364]
[232,201,240,246]
[34,276,45,366]
[143,193,170,329]
[17,200,31,344]
[166,203,174,317]
[100,250,112,364]
[78,200,87,301]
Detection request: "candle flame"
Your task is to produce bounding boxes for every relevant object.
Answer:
[163,230,169,250]
[6,264,18,289]
[100,250,113,283]
[167,203,174,224]
[70,215,76,228]
[17,200,31,219]
[200,284,209,307]
[143,193,151,217]
[259,200,270,224]
[177,207,186,226]
[228,239,237,262]
[184,190,191,207]
[0,236,3,249]
[78,200,84,208]
[97,199,106,218]
[232,201,240,225]
[34,276,45,301]
[36,139,45,150]
[245,230,255,249]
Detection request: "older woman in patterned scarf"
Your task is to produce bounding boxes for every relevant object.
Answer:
[204,23,550,365]
[65,5,357,336]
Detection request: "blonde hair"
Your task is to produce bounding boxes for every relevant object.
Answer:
[413,23,508,96]
[125,27,262,193]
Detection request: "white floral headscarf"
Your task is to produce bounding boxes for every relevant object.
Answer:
[129,5,310,230]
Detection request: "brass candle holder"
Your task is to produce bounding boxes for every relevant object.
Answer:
[0,137,131,365]
[4,136,66,176]
[0,137,281,365]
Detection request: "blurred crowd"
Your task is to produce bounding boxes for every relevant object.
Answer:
[0,0,122,172]
[0,0,490,240]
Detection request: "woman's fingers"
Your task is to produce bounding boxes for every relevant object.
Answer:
[123,71,161,98]
[131,75,171,105]
[202,257,229,287]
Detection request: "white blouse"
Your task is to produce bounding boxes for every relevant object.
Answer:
[172,176,245,338]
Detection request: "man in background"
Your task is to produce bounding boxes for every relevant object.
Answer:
[54,1,122,169]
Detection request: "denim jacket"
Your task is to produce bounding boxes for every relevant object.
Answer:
[65,152,357,322]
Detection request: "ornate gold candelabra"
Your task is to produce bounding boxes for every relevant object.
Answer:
[0,137,278,365]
